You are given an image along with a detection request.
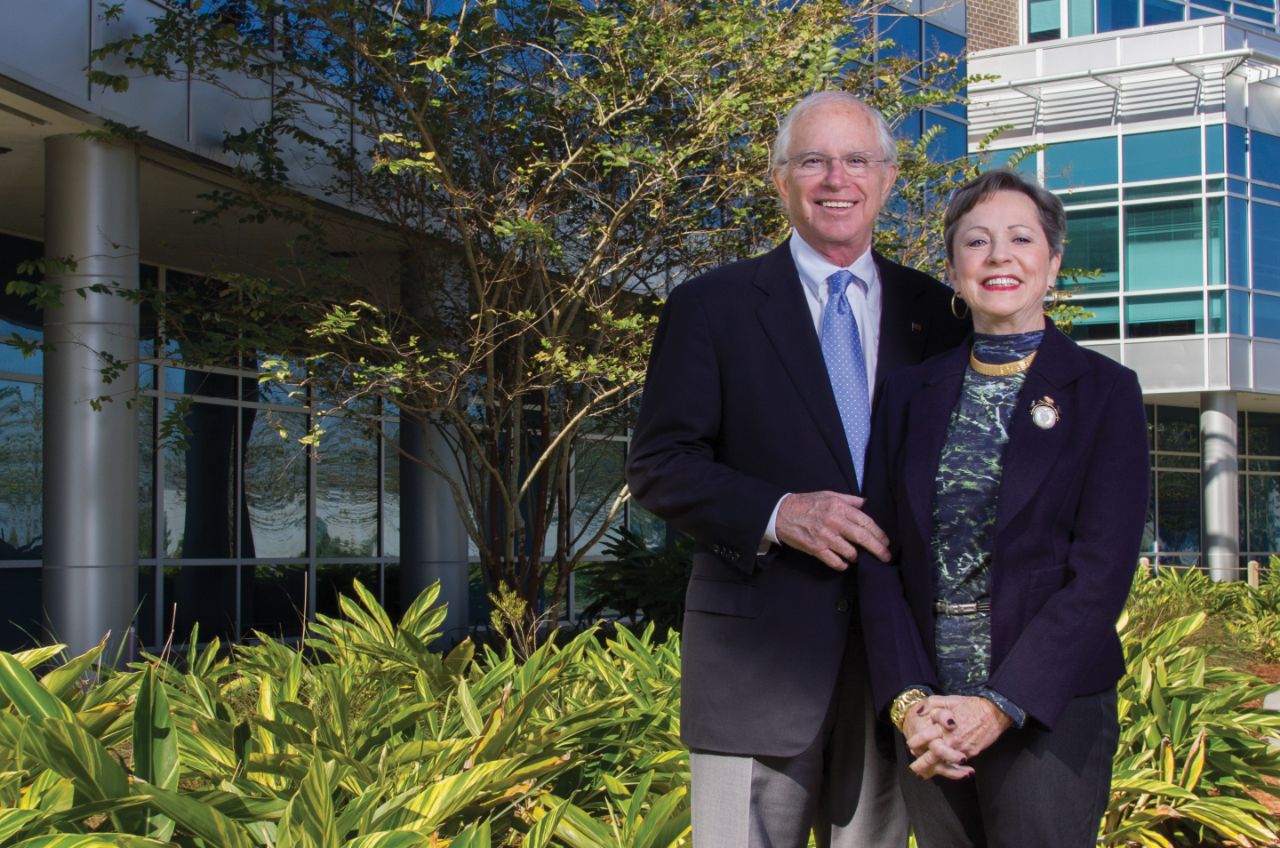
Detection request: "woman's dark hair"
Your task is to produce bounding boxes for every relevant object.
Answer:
[943,168,1066,264]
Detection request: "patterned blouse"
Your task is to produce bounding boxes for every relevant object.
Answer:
[929,330,1044,723]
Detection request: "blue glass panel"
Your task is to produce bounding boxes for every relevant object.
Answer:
[1125,200,1203,290]
[1194,0,1231,9]
[1252,131,1280,185]
[1063,207,1120,292]
[1205,124,1225,173]
[897,112,922,143]
[1229,197,1249,285]
[925,113,967,162]
[1069,0,1096,34]
[1254,293,1280,339]
[1256,184,1280,204]
[1230,289,1250,334]
[1126,292,1205,337]
[879,13,922,63]
[0,322,41,377]
[242,410,307,558]
[1145,0,1186,23]
[1188,4,1218,15]
[1253,202,1280,291]
[1209,290,1226,332]
[1067,297,1121,340]
[1228,125,1247,176]
[1045,137,1118,189]
[1230,178,1249,195]
[1099,0,1141,30]
[1234,3,1274,21]
[1208,197,1226,284]
[1123,128,1201,182]
[923,23,964,59]
[1029,0,1062,39]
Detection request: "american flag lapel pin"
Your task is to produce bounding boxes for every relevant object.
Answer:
[911,321,923,333]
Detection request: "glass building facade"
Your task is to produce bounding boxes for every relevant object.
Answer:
[1028,0,1278,41]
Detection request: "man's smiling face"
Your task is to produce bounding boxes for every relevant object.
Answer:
[771,101,898,267]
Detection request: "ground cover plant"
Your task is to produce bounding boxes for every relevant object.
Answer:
[0,572,1275,847]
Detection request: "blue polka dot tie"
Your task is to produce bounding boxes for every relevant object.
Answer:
[821,270,871,487]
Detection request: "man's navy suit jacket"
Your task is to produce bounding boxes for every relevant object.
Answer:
[856,322,1150,730]
[626,239,968,757]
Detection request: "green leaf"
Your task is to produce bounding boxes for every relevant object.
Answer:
[341,833,431,848]
[39,641,106,702]
[137,784,257,848]
[0,653,76,722]
[10,837,171,848]
[132,667,178,841]
[0,809,47,842]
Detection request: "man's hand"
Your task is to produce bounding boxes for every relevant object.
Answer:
[775,491,890,571]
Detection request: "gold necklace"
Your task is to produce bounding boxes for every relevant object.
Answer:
[969,350,1036,377]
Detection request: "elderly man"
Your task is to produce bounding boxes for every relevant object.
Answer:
[626,91,969,846]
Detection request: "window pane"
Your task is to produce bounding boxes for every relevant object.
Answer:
[242,410,308,558]
[923,23,964,59]
[1066,297,1120,340]
[1125,180,1201,201]
[164,400,236,559]
[1156,405,1199,453]
[1046,138,1117,189]
[0,567,42,650]
[137,566,157,651]
[1205,124,1225,174]
[166,564,239,644]
[1068,0,1096,34]
[1228,125,1247,176]
[1144,0,1186,23]
[0,235,45,379]
[1099,0,1140,30]
[1246,411,1280,455]
[1207,197,1225,285]
[1209,290,1226,333]
[1252,202,1280,292]
[880,13,922,62]
[383,421,400,558]
[242,564,306,639]
[1029,0,1062,39]
[1063,208,1120,292]
[1246,475,1280,553]
[139,398,154,559]
[1157,470,1201,560]
[925,113,967,162]
[1234,3,1274,22]
[1229,197,1249,285]
[1125,200,1203,290]
[0,382,41,560]
[1230,289,1250,334]
[316,415,379,558]
[1252,131,1280,185]
[574,438,626,558]
[1126,292,1204,337]
[1123,128,1201,183]
[1253,293,1280,340]
[628,503,667,550]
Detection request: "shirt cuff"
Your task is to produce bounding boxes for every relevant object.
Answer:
[978,687,1026,728]
[760,494,789,553]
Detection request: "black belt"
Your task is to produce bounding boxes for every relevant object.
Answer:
[934,599,991,615]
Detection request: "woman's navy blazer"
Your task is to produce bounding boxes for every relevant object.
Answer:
[857,321,1150,730]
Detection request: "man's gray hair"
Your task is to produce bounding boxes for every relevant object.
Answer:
[771,91,898,170]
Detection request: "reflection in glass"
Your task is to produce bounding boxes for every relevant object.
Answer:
[1066,298,1120,341]
[1045,138,1117,190]
[1209,291,1226,333]
[573,438,626,558]
[1205,124,1224,174]
[242,564,306,639]
[166,565,239,644]
[1125,201,1202,291]
[242,411,307,558]
[1156,470,1201,562]
[316,415,378,557]
[1246,411,1280,456]
[1029,0,1061,40]
[164,398,237,558]
[628,503,668,550]
[1124,128,1201,183]
[383,421,400,557]
[1252,203,1280,292]
[137,566,157,649]
[1230,289,1250,335]
[1229,198,1248,286]
[0,382,42,559]
[139,398,154,558]
[1062,208,1119,292]
[1247,475,1280,555]
[1126,293,1203,337]
[1254,294,1280,340]
[1156,406,1200,453]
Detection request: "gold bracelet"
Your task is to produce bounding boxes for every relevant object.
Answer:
[890,688,930,732]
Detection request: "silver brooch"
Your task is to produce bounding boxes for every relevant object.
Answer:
[1030,396,1060,430]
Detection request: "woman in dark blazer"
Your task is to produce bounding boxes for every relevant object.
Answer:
[857,168,1149,848]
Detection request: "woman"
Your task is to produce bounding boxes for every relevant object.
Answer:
[857,168,1149,847]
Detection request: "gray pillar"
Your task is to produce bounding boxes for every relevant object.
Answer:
[400,415,470,641]
[42,136,140,661]
[1201,391,1239,582]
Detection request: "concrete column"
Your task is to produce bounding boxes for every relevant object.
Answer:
[400,414,470,641]
[1201,391,1239,582]
[42,136,140,661]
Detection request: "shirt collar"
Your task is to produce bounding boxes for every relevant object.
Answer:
[788,231,878,301]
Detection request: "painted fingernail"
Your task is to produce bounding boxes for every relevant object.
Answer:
[916,705,927,715]
[946,719,956,727]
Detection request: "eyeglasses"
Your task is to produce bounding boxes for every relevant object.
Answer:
[785,152,890,177]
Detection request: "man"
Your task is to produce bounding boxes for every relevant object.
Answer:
[625,91,970,846]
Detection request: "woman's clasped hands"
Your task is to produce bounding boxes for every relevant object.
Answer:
[900,694,1014,780]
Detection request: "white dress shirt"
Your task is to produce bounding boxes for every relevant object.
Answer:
[762,232,884,547]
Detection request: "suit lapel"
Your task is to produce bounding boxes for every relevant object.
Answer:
[995,324,1089,535]
[903,345,968,546]
[753,241,859,490]
[874,253,932,394]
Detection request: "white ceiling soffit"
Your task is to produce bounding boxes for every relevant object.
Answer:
[968,50,1271,136]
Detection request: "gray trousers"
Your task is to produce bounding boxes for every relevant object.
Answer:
[689,635,908,848]
[898,690,1119,848]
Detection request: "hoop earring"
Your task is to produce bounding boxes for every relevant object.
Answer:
[951,293,969,320]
